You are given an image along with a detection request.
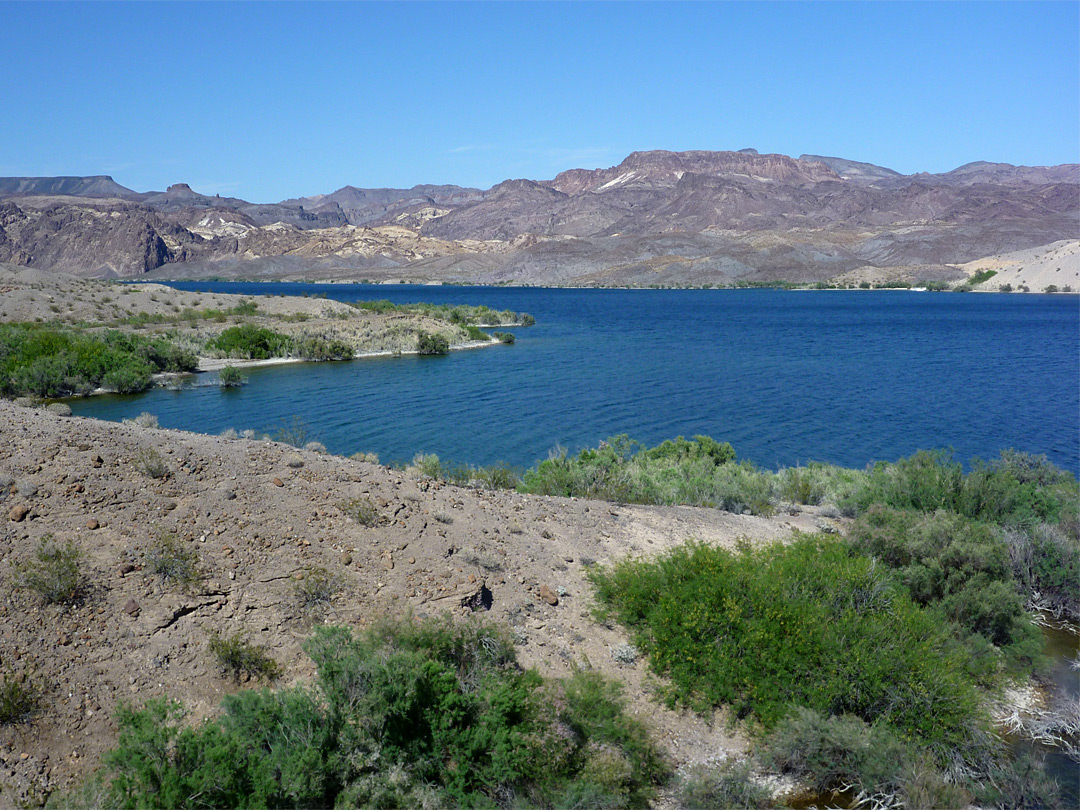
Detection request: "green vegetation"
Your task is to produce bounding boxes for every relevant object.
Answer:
[519,435,775,515]
[133,447,169,479]
[0,323,197,398]
[0,670,42,725]
[207,631,282,682]
[403,453,522,490]
[464,324,490,341]
[292,566,343,611]
[207,324,291,360]
[339,496,380,527]
[970,269,998,285]
[494,331,516,344]
[849,507,1042,658]
[676,760,773,810]
[83,617,666,809]
[590,536,986,753]
[145,534,200,589]
[416,330,450,355]
[350,299,534,327]
[217,365,245,387]
[13,536,84,605]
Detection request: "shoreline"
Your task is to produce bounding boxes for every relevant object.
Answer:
[193,337,502,373]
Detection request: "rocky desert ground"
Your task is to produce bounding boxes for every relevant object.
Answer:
[0,398,838,806]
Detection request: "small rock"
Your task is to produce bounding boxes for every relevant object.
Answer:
[119,564,135,576]
[162,501,177,512]
[538,584,559,606]
[382,554,394,571]
[340,552,353,566]
[91,455,103,468]
[58,633,72,646]
[563,556,574,563]
[86,518,99,530]
[9,504,29,522]
[123,599,140,617]
[272,477,284,487]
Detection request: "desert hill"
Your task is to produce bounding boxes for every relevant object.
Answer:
[0,399,831,805]
[1,149,1076,286]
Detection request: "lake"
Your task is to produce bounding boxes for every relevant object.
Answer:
[69,284,1080,476]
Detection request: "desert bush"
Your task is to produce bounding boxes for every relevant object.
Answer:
[463,325,489,341]
[520,435,776,515]
[208,631,282,682]
[474,461,522,490]
[494,330,515,344]
[45,402,72,416]
[409,452,443,478]
[676,760,773,810]
[208,323,291,359]
[291,334,353,361]
[0,670,42,725]
[589,536,987,757]
[292,566,342,610]
[844,449,1077,528]
[303,441,327,454]
[0,324,196,398]
[217,365,245,387]
[848,507,1035,648]
[416,330,450,355]
[14,536,84,604]
[90,617,666,809]
[340,497,380,527]
[133,447,169,479]
[1003,522,1080,621]
[273,416,314,448]
[124,411,159,429]
[145,534,199,588]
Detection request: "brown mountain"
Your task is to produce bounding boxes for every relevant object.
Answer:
[1,149,1076,285]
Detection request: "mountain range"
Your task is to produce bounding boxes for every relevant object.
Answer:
[0,148,1076,286]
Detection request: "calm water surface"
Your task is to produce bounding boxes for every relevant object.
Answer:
[70,285,1080,474]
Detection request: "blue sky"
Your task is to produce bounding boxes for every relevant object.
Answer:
[2,1,1077,202]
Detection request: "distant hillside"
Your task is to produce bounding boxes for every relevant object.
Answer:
[1,149,1077,285]
[0,175,138,199]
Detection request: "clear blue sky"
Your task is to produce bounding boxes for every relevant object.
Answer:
[2,1,1077,202]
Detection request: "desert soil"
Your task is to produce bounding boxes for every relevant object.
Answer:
[0,399,836,806]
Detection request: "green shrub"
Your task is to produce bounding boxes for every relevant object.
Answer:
[844,449,1077,527]
[14,536,83,604]
[218,365,245,387]
[208,631,282,682]
[416,331,450,355]
[519,435,775,515]
[292,566,342,610]
[677,761,773,809]
[273,416,313,448]
[969,269,998,285]
[145,534,200,588]
[0,670,41,725]
[209,324,291,359]
[133,447,169,479]
[463,325,489,341]
[589,536,987,757]
[0,324,196,399]
[1004,523,1080,621]
[91,617,664,809]
[494,331,516,344]
[291,335,354,361]
[340,497,380,527]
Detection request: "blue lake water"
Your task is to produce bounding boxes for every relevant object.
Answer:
[69,284,1080,475]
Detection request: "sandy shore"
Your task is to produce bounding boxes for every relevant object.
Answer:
[195,338,501,372]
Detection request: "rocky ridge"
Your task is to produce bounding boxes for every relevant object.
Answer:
[1,148,1076,286]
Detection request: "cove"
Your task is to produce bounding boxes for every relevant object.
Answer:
[70,285,1080,475]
